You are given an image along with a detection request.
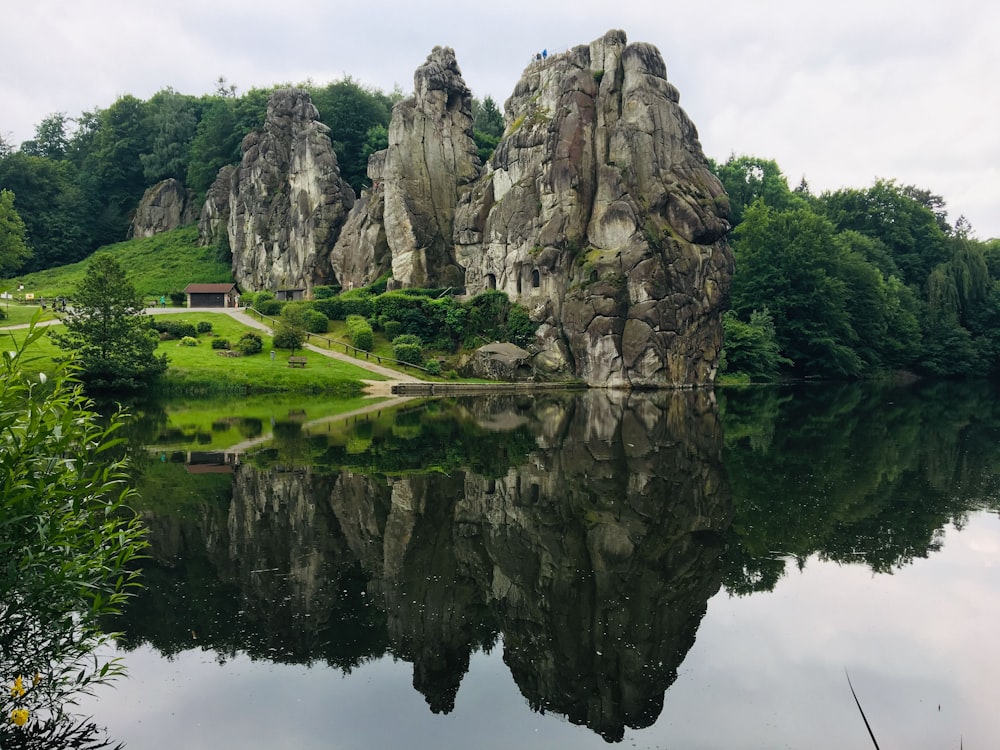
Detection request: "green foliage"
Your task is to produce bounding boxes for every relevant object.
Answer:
[236,331,263,355]
[309,77,393,194]
[196,320,213,334]
[211,337,230,350]
[472,96,504,162]
[273,302,309,353]
[312,285,341,299]
[711,154,806,227]
[151,318,198,339]
[346,314,374,351]
[424,359,442,376]
[0,188,31,274]
[382,319,402,340]
[392,342,424,366]
[0,322,147,746]
[179,335,200,346]
[50,253,168,390]
[302,308,329,334]
[720,308,791,381]
[256,298,284,317]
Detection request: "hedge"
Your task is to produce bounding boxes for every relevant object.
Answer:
[346,314,374,351]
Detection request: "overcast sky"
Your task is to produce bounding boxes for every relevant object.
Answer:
[3,0,998,237]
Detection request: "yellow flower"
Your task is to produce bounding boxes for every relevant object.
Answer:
[10,676,24,698]
[32,672,40,687]
[10,708,29,727]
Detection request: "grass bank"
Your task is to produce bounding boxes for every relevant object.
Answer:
[0,312,385,397]
[0,225,232,302]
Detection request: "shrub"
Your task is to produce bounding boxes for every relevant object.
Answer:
[179,336,200,347]
[425,359,442,376]
[341,293,375,318]
[151,319,197,339]
[196,321,213,334]
[303,309,329,334]
[382,320,402,340]
[392,343,423,366]
[392,333,422,347]
[256,298,284,317]
[169,291,186,306]
[313,297,343,320]
[312,285,341,299]
[272,326,304,350]
[346,314,374,351]
[211,338,230,350]
[236,331,263,355]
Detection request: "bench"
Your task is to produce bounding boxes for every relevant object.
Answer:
[287,356,308,368]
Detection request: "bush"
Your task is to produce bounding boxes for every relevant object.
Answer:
[313,285,341,299]
[382,320,402,340]
[272,326,304,350]
[424,359,442,376]
[256,298,284,317]
[211,338,230,350]
[179,336,200,347]
[151,319,197,339]
[340,291,375,318]
[303,309,329,334]
[196,321,213,334]
[392,343,423,366]
[169,291,186,306]
[392,333,422,347]
[236,332,263,355]
[313,297,343,320]
[346,314,374,351]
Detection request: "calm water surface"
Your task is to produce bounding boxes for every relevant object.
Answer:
[78,382,1000,748]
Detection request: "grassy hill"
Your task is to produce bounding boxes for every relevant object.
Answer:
[1,225,233,302]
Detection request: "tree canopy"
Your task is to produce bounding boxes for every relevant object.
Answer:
[51,253,167,390]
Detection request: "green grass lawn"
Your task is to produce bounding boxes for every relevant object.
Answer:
[0,303,59,326]
[0,225,232,301]
[1,312,390,395]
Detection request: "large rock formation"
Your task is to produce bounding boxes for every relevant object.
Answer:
[227,88,355,293]
[130,178,197,238]
[206,31,732,387]
[454,30,733,387]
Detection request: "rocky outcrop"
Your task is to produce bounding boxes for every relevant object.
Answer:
[129,178,197,238]
[331,31,732,387]
[197,165,234,247]
[208,31,731,387]
[228,88,355,293]
[461,342,533,381]
[330,46,479,291]
[454,30,732,387]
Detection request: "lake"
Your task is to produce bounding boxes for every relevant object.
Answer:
[78,381,1000,748]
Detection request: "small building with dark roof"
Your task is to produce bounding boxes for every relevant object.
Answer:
[184,283,239,308]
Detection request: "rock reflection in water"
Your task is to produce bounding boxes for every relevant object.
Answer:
[119,390,732,742]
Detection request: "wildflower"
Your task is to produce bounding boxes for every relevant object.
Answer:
[10,676,24,698]
[10,708,29,727]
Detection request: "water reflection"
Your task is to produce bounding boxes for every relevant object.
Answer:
[111,381,1000,744]
[117,390,732,742]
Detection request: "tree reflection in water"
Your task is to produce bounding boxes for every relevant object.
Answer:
[113,381,1000,742]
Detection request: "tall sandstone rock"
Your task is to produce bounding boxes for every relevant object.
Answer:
[455,30,732,387]
[227,88,355,293]
[210,31,732,387]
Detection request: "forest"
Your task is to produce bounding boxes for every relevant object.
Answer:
[0,78,997,380]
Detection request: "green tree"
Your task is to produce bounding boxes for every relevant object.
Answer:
[820,179,949,289]
[711,154,806,227]
[141,88,201,183]
[51,253,167,390]
[19,112,71,160]
[720,308,791,380]
[310,78,393,193]
[273,302,308,354]
[0,188,31,274]
[0,152,93,270]
[730,201,862,376]
[0,321,147,747]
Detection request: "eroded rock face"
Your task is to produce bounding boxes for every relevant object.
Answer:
[228,88,355,293]
[197,165,235,247]
[331,31,731,387]
[130,178,197,238]
[331,46,479,291]
[454,30,733,387]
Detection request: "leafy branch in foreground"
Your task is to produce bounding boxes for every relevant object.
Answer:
[1,317,148,747]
